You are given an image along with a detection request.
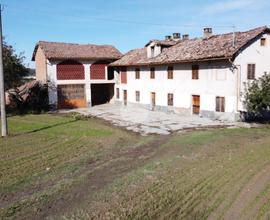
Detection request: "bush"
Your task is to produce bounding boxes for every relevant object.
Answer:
[243,73,270,122]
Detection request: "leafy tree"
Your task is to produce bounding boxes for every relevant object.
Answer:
[244,73,270,119]
[3,40,28,89]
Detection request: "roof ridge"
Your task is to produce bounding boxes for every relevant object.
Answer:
[38,40,115,47]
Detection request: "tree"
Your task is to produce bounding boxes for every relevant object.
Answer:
[3,39,28,89]
[244,73,270,120]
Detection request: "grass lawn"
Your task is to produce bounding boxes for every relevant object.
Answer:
[1,114,270,220]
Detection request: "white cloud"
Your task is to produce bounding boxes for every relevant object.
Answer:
[202,0,257,15]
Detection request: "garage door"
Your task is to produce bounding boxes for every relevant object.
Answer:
[57,84,86,109]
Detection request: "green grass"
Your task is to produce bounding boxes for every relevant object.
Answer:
[0,114,151,219]
[1,114,270,220]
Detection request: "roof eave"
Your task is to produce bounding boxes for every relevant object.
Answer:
[48,56,121,61]
[110,56,232,67]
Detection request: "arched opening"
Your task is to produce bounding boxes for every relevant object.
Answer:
[90,61,110,80]
[57,60,85,80]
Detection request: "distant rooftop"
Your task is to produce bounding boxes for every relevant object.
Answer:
[32,41,122,61]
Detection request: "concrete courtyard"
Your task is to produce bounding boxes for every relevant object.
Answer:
[60,103,239,135]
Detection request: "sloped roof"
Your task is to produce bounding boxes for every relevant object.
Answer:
[145,39,179,47]
[111,26,269,66]
[32,41,122,61]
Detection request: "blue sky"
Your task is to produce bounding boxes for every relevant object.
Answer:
[2,0,270,68]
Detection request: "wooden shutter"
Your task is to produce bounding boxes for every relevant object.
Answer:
[136,91,140,102]
[192,65,199,80]
[150,67,155,79]
[216,97,225,112]
[167,66,173,79]
[247,64,255,80]
[135,68,140,79]
[168,93,173,106]
[121,67,127,84]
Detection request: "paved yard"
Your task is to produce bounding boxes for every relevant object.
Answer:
[61,103,235,135]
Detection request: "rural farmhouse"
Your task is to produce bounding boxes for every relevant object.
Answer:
[33,26,270,121]
[111,26,270,121]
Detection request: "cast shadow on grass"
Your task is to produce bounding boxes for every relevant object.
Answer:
[29,119,78,134]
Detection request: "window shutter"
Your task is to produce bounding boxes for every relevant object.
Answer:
[216,96,225,112]
[192,65,199,80]
[221,97,225,112]
[150,67,155,79]
[135,68,140,79]
[216,97,219,112]
[121,67,127,84]
[247,64,255,80]
[167,66,173,79]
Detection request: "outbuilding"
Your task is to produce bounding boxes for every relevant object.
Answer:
[32,41,121,109]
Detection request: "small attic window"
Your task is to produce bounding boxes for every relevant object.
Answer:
[151,46,155,57]
[261,38,266,46]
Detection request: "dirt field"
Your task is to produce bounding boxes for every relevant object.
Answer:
[1,114,270,220]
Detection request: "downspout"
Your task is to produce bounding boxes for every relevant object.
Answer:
[229,58,241,112]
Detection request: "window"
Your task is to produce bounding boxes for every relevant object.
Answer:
[167,66,174,79]
[135,68,140,79]
[151,46,155,57]
[247,64,255,80]
[261,38,266,46]
[192,65,199,80]
[121,67,127,84]
[216,96,225,112]
[116,88,120,99]
[168,93,174,106]
[135,91,140,102]
[150,67,155,79]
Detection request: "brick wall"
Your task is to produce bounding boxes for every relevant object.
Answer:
[35,47,47,82]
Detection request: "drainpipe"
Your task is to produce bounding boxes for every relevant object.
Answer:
[229,58,241,112]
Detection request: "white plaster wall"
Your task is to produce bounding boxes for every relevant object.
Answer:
[234,33,270,111]
[46,60,115,107]
[146,43,162,58]
[115,60,237,114]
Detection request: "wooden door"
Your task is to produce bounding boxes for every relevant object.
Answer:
[151,92,156,110]
[123,90,127,105]
[192,95,200,114]
[57,84,86,109]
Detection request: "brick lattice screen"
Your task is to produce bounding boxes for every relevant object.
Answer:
[90,62,108,79]
[57,60,85,80]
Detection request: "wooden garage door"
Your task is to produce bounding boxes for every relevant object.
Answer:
[57,84,86,109]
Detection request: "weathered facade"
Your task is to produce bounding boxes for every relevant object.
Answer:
[111,26,270,121]
[32,41,121,109]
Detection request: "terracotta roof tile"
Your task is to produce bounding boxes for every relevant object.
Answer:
[111,26,269,66]
[32,41,122,61]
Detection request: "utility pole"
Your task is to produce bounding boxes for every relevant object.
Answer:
[0,4,7,137]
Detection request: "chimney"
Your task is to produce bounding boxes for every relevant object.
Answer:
[182,34,189,40]
[203,27,213,38]
[172,33,181,40]
[165,35,172,40]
